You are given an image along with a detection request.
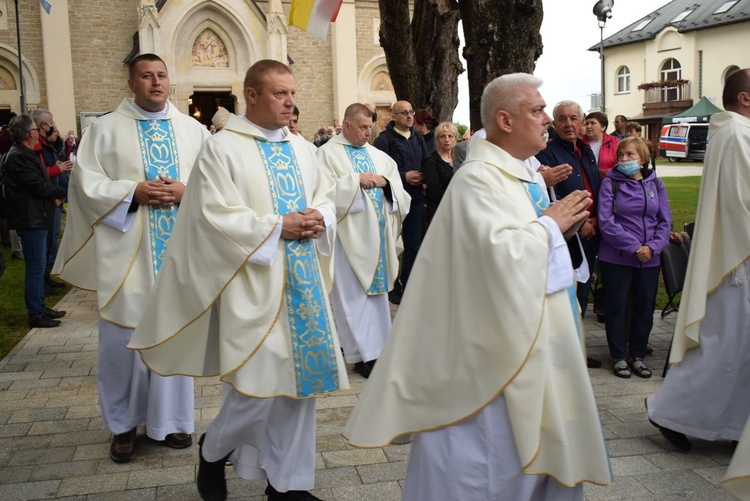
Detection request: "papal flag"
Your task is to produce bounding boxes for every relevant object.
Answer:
[289,0,343,40]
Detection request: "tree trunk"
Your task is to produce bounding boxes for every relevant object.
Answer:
[378,0,461,122]
[459,0,544,130]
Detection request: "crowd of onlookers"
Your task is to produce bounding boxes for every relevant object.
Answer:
[1,95,672,378]
[0,110,77,328]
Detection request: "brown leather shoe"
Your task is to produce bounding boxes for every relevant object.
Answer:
[109,428,137,463]
[164,432,193,449]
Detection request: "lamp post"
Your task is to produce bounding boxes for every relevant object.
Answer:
[14,0,26,113]
[593,0,614,113]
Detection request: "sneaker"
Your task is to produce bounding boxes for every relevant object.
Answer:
[29,316,61,328]
[197,433,229,501]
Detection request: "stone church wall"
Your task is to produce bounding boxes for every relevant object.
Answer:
[0,0,47,110]
[68,0,139,116]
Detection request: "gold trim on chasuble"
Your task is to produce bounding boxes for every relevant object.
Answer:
[256,139,340,397]
[521,179,583,341]
[136,119,180,279]
[344,145,388,295]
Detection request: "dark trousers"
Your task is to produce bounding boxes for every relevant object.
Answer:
[46,206,62,273]
[599,261,660,360]
[399,201,423,289]
[576,235,599,316]
[17,228,48,318]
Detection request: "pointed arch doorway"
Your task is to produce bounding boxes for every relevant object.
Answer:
[188,91,236,128]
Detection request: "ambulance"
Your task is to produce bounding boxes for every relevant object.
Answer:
[659,123,709,162]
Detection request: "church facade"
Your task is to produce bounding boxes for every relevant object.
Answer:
[0,0,396,139]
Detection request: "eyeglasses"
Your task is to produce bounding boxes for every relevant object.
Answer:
[395,110,415,117]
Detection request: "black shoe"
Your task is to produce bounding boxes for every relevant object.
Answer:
[44,308,66,319]
[587,357,602,368]
[29,316,61,328]
[109,428,137,463]
[265,483,324,500]
[645,398,691,452]
[388,290,402,305]
[197,433,229,501]
[45,278,65,288]
[354,361,372,378]
[164,432,193,449]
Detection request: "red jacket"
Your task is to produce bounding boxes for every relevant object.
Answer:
[583,133,619,179]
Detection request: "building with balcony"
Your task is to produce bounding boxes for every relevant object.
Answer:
[591,0,750,150]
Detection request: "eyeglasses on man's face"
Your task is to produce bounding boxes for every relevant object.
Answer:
[395,110,415,117]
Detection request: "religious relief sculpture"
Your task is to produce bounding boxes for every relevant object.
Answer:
[192,29,229,68]
[370,72,393,92]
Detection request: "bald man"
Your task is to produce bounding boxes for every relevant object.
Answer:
[373,100,428,303]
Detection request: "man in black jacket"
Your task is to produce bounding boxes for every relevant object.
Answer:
[536,101,603,369]
[373,100,428,303]
[2,115,67,328]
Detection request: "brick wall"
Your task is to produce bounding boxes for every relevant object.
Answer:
[68,0,139,120]
[0,0,47,109]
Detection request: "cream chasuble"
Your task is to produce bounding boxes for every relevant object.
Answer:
[670,111,750,363]
[725,418,750,500]
[52,98,209,327]
[128,116,349,398]
[316,135,410,293]
[344,138,611,487]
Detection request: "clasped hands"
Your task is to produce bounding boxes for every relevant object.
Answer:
[282,208,326,241]
[543,190,592,241]
[133,176,185,207]
[360,173,387,189]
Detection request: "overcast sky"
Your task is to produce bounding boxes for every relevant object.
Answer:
[452,0,673,125]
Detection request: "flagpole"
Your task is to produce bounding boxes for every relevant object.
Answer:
[14,0,26,113]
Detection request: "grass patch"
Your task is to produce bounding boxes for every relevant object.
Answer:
[0,245,71,360]
[654,176,700,310]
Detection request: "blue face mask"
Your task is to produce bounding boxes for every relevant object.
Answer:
[616,160,641,176]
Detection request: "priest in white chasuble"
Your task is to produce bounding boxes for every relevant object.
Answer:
[52,54,209,463]
[316,103,410,378]
[129,60,348,501]
[344,73,612,501]
[647,68,750,452]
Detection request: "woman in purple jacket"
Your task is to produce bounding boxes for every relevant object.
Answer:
[598,137,672,379]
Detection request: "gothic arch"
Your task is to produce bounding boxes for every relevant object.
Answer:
[156,0,267,115]
[357,55,396,106]
[0,43,41,112]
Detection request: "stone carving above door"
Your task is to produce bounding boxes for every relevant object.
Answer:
[192,29,229,68]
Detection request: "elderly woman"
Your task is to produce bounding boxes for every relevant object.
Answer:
[582,111,620,178]
[598,137,671,379]
[423,121,458,221]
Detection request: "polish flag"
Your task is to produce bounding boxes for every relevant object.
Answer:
[289,0,344,40]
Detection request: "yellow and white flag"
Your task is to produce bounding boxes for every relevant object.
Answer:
[289,0,343,40]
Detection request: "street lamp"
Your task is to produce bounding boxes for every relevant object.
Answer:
[593,0,614,113]
[14,0,26,112]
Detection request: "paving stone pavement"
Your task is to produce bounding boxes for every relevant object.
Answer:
[0,288,737,500]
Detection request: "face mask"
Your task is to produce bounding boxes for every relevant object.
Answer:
[69,134,75,139]
[616,160,640,176]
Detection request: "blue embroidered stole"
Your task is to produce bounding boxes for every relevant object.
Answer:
[136,120,180,279]
[521,179,583,341]
[256,138,339,397]
[344,145,388,295]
